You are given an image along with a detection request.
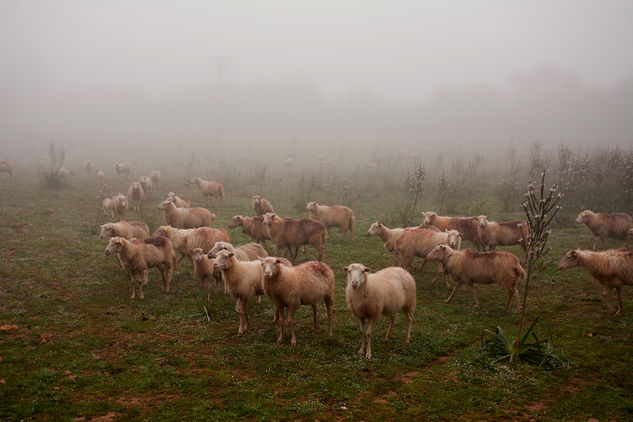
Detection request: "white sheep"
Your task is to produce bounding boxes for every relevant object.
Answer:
[306,201,355,241]
[157,200,216,229]
[166,192,190,208]
[207,241,268,261]
[154,225,229,266]
[367,222,405,264]
[191,248,222,301]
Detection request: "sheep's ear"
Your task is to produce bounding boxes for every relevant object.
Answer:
[363,267,371,273]
[444,228,449,232]
[342,267,349,272]
[189,250,195,255]
[228,252,234,258]
[257,256,265,260]
[275,258,282,264]
[570,250,578,257]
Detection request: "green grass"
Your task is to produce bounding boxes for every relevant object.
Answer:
[1,171,632,421]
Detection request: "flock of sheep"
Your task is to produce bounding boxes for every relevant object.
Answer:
[3,159,632,359]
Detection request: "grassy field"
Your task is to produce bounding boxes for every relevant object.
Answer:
[1,170,632,421]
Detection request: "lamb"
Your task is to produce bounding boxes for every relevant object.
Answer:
[154,225,229,266]
[99,221,150,241]
[150,170,161,185]
[0,161,13,181]
[127,182,145,212]
[227,215,271,250]
[103,194,128,221]
[105,236,175,300]
[191,248,223,301]
[558,248,633,316]
[343,264,416,359]
[427,245,525,311]
[393,226,462,286]
[423,211,484,250]
[367,222,406,264]
[157,200,216,229]
[139,176,153,197]
[96,168,105,186]
[166,192,190,208]
[262,212,327,263]
[476,215,529,255]
[207,241,268,262]
[576,210,633,250]
[213,250,265,336]
[115,162,131,178]
[260,257,334,346]
[252,195,275,216]
[191,177,224,207]
[83,160,93,175]
[306,201,355,241]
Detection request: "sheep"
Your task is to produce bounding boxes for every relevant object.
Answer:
[105,236,175,300]
[260,257,334,346]
[99,221,150,241]
[213,250,265,336]
[150,170,161,185]
[57,167,72,185]
[190,177,224,207]
[476,215,529,256]
[127,182,145,212]
[393,226,462,286]
[262,212,327,263]
[575,210,633,250]
[423,211,484,250]
[139,176,153,197]
[558,248,633,316]
[191,248,222,301]
[207,241,268,262]
[103,194,128,221]
[83,160,93,175]
[252,195,275,216]
[115,162,131,178]
[367,222,406,264]
[166,192,190,208]
[343,264,416,359]
[0,161,13,181]
[157,200,216,229]
[154,225,229,266]
[96,168,105,186]
[306,201,355,241]
[227,215,271,250]
[427,245,525,311]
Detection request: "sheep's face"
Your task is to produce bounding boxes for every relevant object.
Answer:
[306,202,317,212]
[558,250,581,270]
[105,238,123,256]
[422,212,436,225]
[99,224,114,240]
[262,213,277,225]
[445,230,461,249]
[157,200,171,210]
[208,242,230,258]
[576,210,592,224]
[260,257,282,279]
[476,215,489,227]
[191,248,206,263]
[629,228,633,237]
[213,250,233,271]
[154,226,170,238]
[427,245,450,261]
[367,222,382,236]
[343,263,370,289]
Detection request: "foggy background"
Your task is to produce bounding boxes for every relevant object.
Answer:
[1,1,632,164]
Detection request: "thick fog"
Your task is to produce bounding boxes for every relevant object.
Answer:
[1,1,633,162]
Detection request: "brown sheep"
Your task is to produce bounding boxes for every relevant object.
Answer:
[476,215,529,258]
[150,170,161,185]
[427,245,525,311]
[99,221,150,241]
[260,258,334,346]
[83,160,93,175]
[207,241,268,261]
[558,248,633,316]
[127,182,145,212]
[166,192,190,208]
[423,211,484,250]
[103,194,128,221]
[154,225,229,266]
[227,215,271,251]
[139,176,153,197]
[0,160,14,181]
[262,212,327,263]
[576,210,633,250]
[191,177,224,207]
[252,195,275,216]
[105,236,175,300]
[96,168,105,186]
[306,201,355,241]
[191,248,222,301]
[115,162,131,178]
[157,200,216,229]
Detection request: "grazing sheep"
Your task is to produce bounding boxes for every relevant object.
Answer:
[558,248,633,316]
[207,241,268,261]
[427,245,525,310]
[393,226,462,286]
[262,212,327,263]
[476,215,529,255]
[83,160,93,175]
[127,182,145,212]
[0,161,14,181]
[423,211,484,250]
[213,250,265,336]
[166,192,190,208]
[252,195,275,216]
[139,176,153,197]
[99,221,149,240]
[367,222,406,264]
[103,194,128,221]
[154,225,229,266]
[105,236,175,300]
[115,162,131,178]
[190,177,224,207]
[96,168,105,186]
[306,201,355,241]
[150,170,161,185]
[260,257,334,346]
[227,215,271,250]
[344,264,416,359]
[157,200,216,229]
[191,248,222,301]
[57,167,72,185]
[576,210,633,250]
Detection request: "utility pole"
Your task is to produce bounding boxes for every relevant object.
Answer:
[210,56,228,149]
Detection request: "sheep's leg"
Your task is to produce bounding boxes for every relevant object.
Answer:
[139,271,147,300]
[504,290,513,311]
[350,226,354,242]
[293,247,300,262]
[316,244,324,262]
[165,262,173,293]
[513,288,522,311]
[257,295,261,304]
[288,306,298,346]
[272,245,280,257]
[176,254,186,267]
[444,282,461,303]
[405,309,413,343]
[601,287,616,313]
[325,298,333,337]
[311,304,318,332]
[358,318,366,355]
[418,258,428,272]
[385,315,395,341]
[276,307,285,344]
[130,273,137,299]
[365,319,375,359]
[430,263,442,285]
[401,255,412,272]
[592,237,598,251]
[469,284,480,307]
[615,286,624,317]
[237,298,247,336]
[235,300,241,314]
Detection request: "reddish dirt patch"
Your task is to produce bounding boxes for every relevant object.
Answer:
[116,393,180,408]
[399,371,420,385]
[88,412,120,422]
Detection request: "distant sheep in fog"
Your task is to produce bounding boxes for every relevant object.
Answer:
[306,201,355,241]
[252,195,274,216]
[576,210,632,250]
[0,161,13,181]
[191,177,224,207]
